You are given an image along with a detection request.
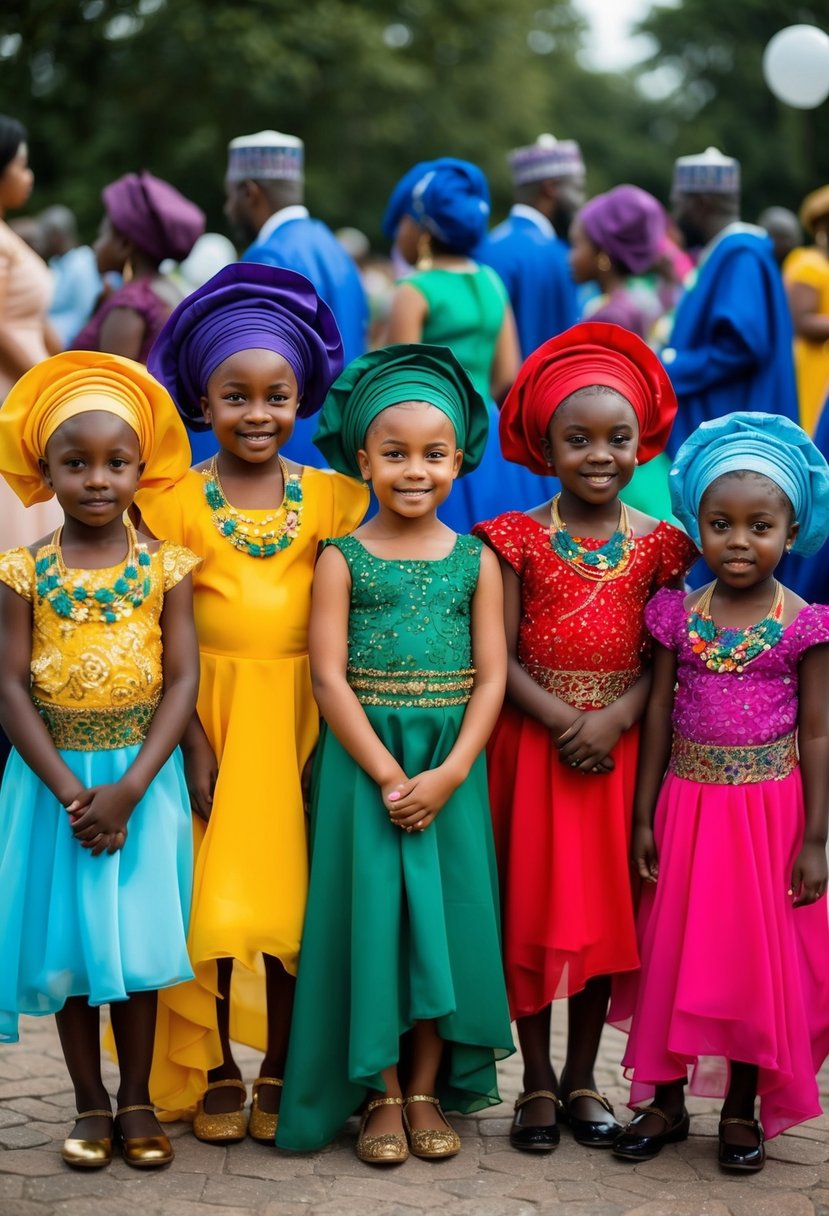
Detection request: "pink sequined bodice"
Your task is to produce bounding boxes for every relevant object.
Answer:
[646,588,829,746]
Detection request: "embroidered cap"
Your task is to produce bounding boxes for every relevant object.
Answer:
[672,147,740,196]
[508,134,585,187]
[226,130,304,183]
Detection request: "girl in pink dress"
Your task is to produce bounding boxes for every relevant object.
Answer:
[612,412,829,1173]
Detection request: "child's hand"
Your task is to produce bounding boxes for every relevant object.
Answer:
[556,705,624,772]
[182,734,218,822]
[300,748,316,813]
[386,765,460,833]
[67,784,135,851]
[790,842,828,907]
[631,824,658,883]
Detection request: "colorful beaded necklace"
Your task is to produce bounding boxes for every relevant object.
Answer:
[687,580,785,673]
[35,521,151,624]
[549,494,634,581]
[202,456,302,558]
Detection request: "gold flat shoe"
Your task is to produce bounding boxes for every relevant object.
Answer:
[403,1094,461,1159]
[61,1108,113,1170]
[115,1104,174,1169]
[249,1076,283,1144]
[356,1095,409,1165]
[193,1078,248,1144]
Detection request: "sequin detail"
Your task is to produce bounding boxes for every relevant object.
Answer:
[525,665,641,710]
[349,666,474,708]
[33,696,160,750]
[669,731,798,784]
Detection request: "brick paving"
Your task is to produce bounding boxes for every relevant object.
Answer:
[2,1015,829,1214]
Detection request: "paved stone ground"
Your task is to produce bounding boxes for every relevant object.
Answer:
[2,1015,829,1215]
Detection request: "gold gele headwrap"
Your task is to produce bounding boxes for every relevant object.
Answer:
[0,351,192,506]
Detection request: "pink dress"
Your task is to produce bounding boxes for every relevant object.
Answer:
[613,588,829,1137]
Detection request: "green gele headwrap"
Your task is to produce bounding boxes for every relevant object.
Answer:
[313,343,490,479]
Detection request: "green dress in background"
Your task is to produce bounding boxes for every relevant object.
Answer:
[277,534,514,1152]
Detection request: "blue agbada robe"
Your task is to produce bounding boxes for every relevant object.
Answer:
[664,227,798,459]
[475,214,578,360]
[783,399,829,603]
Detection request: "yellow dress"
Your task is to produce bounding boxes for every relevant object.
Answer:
[783,246,829,434]
[136,465,368,1113]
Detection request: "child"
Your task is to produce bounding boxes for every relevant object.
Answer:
[474,322,698,1153]
[136,264,368,1142]
[612,412,829,1173]
[0,351,200,1170]
[276,344,514,1163]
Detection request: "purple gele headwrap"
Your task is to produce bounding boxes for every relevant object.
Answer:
[147,263,344,430]
[579,184,667,276]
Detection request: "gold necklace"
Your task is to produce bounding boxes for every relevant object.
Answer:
[202,456,303,558]
[36,520,152,623]
[549,494,635,582]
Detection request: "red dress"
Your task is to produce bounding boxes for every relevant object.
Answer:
[473,512,698,1018]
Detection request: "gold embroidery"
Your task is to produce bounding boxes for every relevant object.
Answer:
[34,697,160,750]
[348,665,475,708]
[525,664,641,709]
[670,731,798,784]
[161,543,201,592]
[0,548,34,601]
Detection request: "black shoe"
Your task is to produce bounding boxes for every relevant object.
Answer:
[612,1104,690,1161]
[510,1090,561,1152]
[561,1088,623,1148]
[718,1117,765,1172]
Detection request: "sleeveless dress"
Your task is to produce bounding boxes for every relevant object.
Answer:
[404,266,559,531]
[136,466,368,1113]
[473,513,698,1018]
[276,534,514,1151]
[611,589,829,1138]
[0,540,199,1042]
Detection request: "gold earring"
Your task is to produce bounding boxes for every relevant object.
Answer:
[122,258,134,283]
[596,252,612,273]
[416,233,433,271]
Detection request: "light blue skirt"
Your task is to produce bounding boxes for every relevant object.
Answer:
[0,745,194,1042]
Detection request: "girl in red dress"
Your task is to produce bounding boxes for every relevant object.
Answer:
[474,322,697,1153]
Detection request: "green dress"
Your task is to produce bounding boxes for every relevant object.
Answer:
[277,534,514,1151]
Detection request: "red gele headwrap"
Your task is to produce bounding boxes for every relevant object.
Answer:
[499,321,677,475]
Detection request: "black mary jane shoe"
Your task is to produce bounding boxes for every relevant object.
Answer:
[560,1088,623,1148]
[510,1089,561,1152]
[718,1117,765,1173]
[612,1104,690,1162]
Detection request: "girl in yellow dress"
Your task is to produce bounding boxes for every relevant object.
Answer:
[137,264,369,1143]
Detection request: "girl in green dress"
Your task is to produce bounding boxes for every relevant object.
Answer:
[276,344,514,1164]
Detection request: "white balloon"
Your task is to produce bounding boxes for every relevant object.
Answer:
[763,24,829,109]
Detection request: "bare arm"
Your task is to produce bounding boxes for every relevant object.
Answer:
[490,305,520,404]
[791,644,829,905]
[787,280,829,344]
[631,641,676,881]
[96,306,148,361]
[384,282,428,345]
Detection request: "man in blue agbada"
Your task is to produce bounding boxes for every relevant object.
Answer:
[475,134,580,360]
[662,147,798,458]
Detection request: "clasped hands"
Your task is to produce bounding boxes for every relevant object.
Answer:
[65,781,138,856]
[382,762,462,833]
[554,704,625,774]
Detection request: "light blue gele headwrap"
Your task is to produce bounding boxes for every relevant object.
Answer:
[669,411,829,556]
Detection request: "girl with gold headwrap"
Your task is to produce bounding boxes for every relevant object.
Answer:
[0,351,200,1171]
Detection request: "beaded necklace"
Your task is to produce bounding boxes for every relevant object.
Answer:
[549,494,634,582]
[35,521,151,624]
[687,580,785,673]
[202,456,302,558]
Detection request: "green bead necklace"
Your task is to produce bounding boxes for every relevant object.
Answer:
[35,521,151,624]
[202,456,303,558]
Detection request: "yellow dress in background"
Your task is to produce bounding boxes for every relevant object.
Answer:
[783,246,829,434]
[136,465,368,1114]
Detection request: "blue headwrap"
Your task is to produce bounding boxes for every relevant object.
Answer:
[147,263,343,430]
[669,412,829,556]
[381,158,491,254]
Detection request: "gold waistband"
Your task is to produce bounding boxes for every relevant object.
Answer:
[669,731,798,784]
[348,666,474,709]
[34,697,160,751]
[525,664,641,709]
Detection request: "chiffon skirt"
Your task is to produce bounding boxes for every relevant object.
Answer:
[0,745,193,1043]
[611,770,829,1138]
[277,707,515,1151]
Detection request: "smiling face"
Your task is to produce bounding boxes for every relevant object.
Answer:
[40,411,143,528]
[698,471,797,589]
[357,401,463,520]
[201,348,300,465]
[542,387,639,506]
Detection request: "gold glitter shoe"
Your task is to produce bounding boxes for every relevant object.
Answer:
[61,1108,113,1170]
[355,1096,409,1165]
[114,1104,174,1169]
[193,1078,248,1144]
[403,1094,461,1159]
[248,1077,283,1144]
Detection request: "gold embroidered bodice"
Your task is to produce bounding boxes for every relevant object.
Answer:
[0,541,199,721]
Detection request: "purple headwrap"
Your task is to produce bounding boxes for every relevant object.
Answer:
[103,171,205,264]
[579,184,667,276]
[147,263,344,430]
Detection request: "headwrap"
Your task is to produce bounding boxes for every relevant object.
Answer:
[579,185,667,276]
[382,158,491,254]
[314,344,489,479]
[0,351,192,506]
[103,171,205,263]
[499,322,677,476]
[669,412,829,557]
[800,184,829,235]
[147,263,344,431]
